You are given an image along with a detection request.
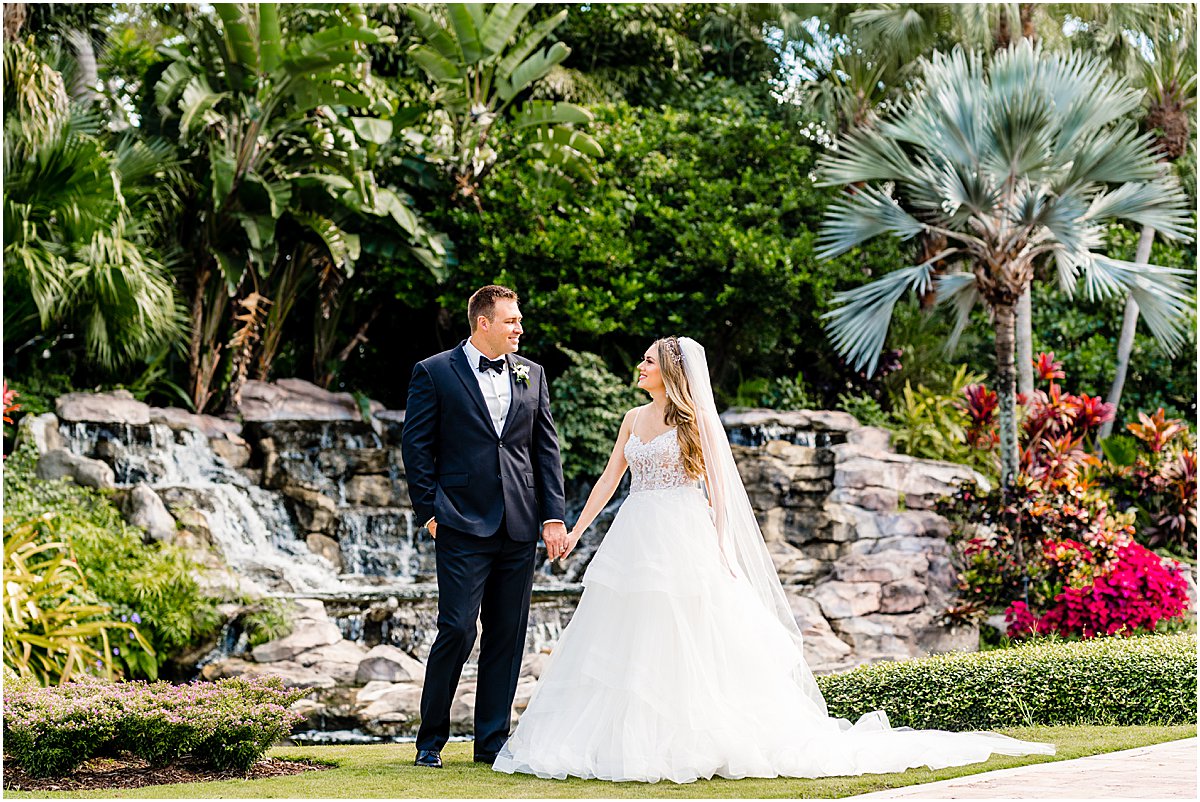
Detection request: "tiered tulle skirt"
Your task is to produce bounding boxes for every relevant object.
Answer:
[493,486,1054,783]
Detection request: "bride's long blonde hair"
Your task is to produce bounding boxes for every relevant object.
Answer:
[655,336,705,480]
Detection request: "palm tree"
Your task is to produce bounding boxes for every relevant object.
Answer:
[405,3,603,208]
[1099,13,1197,440]
[814,4,1192,398]
[3,36,185,371]
[816,42,1194,484]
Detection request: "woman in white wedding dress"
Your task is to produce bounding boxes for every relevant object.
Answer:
[493,336,1054,783]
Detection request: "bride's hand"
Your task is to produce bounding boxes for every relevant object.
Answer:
[561,530,582,561]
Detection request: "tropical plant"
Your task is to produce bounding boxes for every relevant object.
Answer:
[3,37,186,372]
[1100,409,1197,557]
[153,3,444,411]
[886,365,989,472]
[3,441,222,679]
[3,515,151,685]
[816,41,1195,485]
[404,2,603,206]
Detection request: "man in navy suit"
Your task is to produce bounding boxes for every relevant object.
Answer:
[402,285,568,768]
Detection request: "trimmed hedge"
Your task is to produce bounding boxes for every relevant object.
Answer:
[815,633,1197,730]
[2,675,306,777]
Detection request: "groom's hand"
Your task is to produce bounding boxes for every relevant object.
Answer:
[541,521,569,561]
[426,518,437,539]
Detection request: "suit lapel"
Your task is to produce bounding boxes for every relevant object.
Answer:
[500,354,526,438]
[450,342,494,428]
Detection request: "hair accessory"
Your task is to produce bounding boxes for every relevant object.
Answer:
[666,337,685,365]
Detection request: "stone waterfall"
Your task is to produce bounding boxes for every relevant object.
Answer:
[29,380,986,738]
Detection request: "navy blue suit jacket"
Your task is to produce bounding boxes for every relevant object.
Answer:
[401,341,566,541]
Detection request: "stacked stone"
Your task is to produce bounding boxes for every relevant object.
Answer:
[722,409,983,672]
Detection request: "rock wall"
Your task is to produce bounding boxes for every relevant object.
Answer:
[25,383,998,736]
[725,410,983,672]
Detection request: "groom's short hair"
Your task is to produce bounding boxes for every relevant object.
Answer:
[468,285,520,331]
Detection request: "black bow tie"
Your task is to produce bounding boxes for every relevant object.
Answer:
[478,355,505,375]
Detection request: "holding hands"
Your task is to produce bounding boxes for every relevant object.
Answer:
[542,521,580,562]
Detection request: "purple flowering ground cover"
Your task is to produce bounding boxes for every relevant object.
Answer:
[3,675,309,778]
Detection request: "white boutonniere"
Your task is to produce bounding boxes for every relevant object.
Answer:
[512,363,530,386]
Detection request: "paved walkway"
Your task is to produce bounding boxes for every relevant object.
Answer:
[849,738,1197,799]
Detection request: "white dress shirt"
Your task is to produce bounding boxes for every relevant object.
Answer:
[425,340,563,530]
[463,338,512,436]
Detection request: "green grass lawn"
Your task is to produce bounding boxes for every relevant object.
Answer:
[6,725,1194,799]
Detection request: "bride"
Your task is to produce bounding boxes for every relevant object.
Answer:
[492,336,1054,783]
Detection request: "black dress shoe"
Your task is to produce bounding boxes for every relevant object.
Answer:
[473,752,498,764]
[415,750,442,768]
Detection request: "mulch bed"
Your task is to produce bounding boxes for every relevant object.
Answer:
[3,753,330,792]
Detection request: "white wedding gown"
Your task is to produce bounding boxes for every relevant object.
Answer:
[493,428,1054,783]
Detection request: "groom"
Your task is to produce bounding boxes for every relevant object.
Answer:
[402,285,568,768]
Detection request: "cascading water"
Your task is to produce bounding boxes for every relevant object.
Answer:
[60,420,358,594]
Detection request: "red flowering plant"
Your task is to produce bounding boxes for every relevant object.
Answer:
[3,380,20,458]
[937,354,1191,640]
[1097,408,1197,558]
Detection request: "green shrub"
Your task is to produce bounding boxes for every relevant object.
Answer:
[836,392,889,428]
[2,440,221,680]
[3,675,306,777]
[816,633,1197,730]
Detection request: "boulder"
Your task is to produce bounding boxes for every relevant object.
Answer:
[834,551,929,584]
[55,390,150,425]
[450,681,477,731]
[355,680,399,705]
[123,484,177,543]
[771,542,826,584]
[294,640,370,684]
[306,533,343,571]
[357,683,423,730]
[811,581,882,620]
[833,614,924,661]
[175,508,213,545]
[788,595,854,671]
[210,437,251,468]
[150,407,241,438]
[16,412,65,454]
[720,408,860,433]
[845,426,891,451]
[236,378,386,422]
[880,578,927,613]
[201,657,336,689]
[36,448,115,490]
[512,677,538,715]
[355,644,427,684]
[252,620,343,663]
[291,598,331,621]
[345,474,395,507]
[284,486,338,533]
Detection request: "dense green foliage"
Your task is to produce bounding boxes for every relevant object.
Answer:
[817,634,1197,729]
[3,441,222,680]
[421,85,907,402]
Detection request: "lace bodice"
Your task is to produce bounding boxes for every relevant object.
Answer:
[625,428,695,493]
